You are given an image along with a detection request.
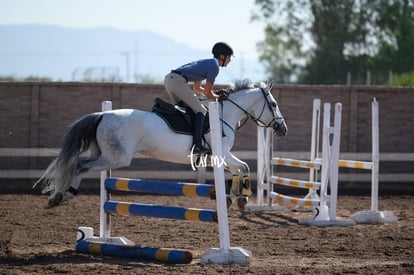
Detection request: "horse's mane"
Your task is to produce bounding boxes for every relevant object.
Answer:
[227,79,266,93]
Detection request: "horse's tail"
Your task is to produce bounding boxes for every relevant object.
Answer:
[34,113,104,198]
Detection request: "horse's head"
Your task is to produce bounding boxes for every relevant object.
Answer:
[254,82,287,137]
[227,80,287,137]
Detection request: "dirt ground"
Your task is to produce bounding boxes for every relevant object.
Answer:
[0,193,413,274]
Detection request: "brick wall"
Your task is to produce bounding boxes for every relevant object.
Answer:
[1,82,413,153]
[272,85,414,153]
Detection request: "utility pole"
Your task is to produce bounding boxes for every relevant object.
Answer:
[121,51,130,82]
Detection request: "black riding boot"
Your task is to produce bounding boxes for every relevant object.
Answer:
[193,112,210,155]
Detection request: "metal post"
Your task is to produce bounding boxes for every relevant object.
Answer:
[371,98,379,212]
[347,72,351,85]
[366,70,371,86]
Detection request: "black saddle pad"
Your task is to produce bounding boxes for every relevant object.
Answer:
[152,98,209,135]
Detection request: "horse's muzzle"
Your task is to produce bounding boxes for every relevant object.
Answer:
[273,120,288,137]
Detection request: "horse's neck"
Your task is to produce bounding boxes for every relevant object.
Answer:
[222,104,245,128]
[201,99,245,126]
[222,91,257,129]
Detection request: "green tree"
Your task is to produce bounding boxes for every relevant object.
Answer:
[24,75,53,82]
[253,0,366,83]
[0,75,52,82]
[252,0,312,83]
[257,26,301,83]
[390,71,414,86]
[372,0,414,74]
[0,75,17,81]
[303,1,356,84]
[253,0,414,85]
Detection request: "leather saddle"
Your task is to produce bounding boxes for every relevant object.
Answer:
[152,98,209,135]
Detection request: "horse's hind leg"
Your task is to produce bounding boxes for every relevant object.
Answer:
[81,151,133,171]
[62,158,119,198]
[49,156,109,207]
[60,174,82,202]
[55,145,106,205]
[52,139,132,207]
[47,164,90,207]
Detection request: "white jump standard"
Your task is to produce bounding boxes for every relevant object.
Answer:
[349,99,397,224]
[251,101,354,226]
[250,98,397,226]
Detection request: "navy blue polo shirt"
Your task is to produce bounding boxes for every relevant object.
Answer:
[175,58,219,83]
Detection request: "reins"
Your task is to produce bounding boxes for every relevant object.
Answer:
[202,86,284,136]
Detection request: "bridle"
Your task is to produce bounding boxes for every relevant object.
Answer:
[221,87,284,133]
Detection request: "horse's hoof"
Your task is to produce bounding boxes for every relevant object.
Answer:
[62,191,75,202]
[47,193,63,208]
[237,196,248,210]
[209,187,216,200]
[226,196,233,209]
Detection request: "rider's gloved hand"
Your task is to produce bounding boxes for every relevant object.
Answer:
[215,89,229,101]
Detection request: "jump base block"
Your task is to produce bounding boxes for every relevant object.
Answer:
[201,247,252,265]
[351,210,398,224]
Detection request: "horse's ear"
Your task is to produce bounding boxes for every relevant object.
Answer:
[267,81,274,90]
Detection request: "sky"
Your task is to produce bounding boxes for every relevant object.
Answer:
[0,0,265,61]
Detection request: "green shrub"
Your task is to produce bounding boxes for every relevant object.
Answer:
[390,71,414,86]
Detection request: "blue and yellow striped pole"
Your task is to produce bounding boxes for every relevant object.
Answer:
[75,240,193,264]
[104,201,218,222]
[105,177,215,199]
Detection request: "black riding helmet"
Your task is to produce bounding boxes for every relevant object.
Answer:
[212,42,234,58]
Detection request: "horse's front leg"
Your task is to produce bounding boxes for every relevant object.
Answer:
[224,151,252,210]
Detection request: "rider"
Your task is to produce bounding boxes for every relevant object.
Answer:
[164,42,234,155]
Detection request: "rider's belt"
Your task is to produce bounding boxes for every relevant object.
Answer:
[171,70,188,83]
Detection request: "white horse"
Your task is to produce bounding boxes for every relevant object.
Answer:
[35,81,287,207]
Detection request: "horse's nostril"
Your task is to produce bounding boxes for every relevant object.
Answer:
[273,122,287,137]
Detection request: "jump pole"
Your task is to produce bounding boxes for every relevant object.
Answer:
[104,177,215,198]
[200,101,252,265]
